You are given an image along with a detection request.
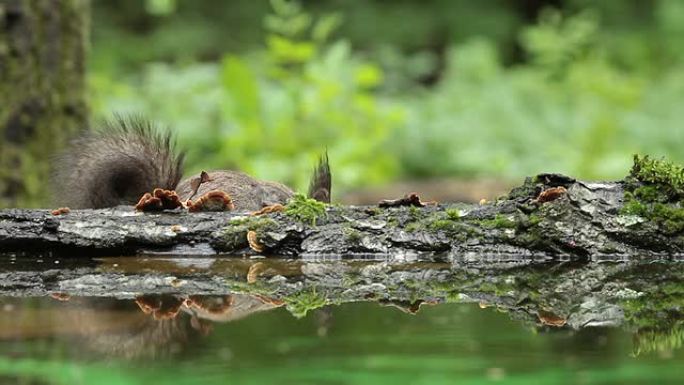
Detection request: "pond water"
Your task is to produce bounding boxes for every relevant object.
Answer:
[0,256,683,385]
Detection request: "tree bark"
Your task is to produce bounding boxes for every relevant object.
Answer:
[0,0,89,208]
[0,174,680,259]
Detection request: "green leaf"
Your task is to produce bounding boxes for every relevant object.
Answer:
[354,63,384,89]
[312,13,342,42]
[267,35,315,64]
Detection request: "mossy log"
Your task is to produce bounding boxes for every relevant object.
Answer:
[0,0,89,207]
[1,171,684,259]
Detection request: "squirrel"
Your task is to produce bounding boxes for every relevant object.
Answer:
[52,116,331,210]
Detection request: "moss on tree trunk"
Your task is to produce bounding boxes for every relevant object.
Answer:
[0,0,88,208]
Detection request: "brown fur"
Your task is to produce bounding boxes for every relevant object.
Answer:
[176,170,293,211]
[52,116,331,210]
[52,116,184,209]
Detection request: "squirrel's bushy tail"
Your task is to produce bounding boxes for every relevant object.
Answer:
[52,116,185,209]
[308,152,331,203]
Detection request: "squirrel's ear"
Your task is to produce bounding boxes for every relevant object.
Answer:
[308,151,331,203]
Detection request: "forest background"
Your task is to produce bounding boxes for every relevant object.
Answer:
[3,0,684,207]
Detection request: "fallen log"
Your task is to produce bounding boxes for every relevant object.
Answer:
[2,156,684,259]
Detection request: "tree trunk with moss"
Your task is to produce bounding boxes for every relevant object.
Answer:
[0,0,88,208]
[3,154,684,259]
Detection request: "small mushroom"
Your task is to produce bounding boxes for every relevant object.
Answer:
[379,193,435,208]
[534,186,567,204]
[537,310,566,327]
[135,192,161,211]
[135,189,183,211]
[247,230,265,253]
[49,292,71,301]
[247,261,266,284]
[135,295,184,320]
[187,190,234,212]
[250,203,286,216]
[50,207,71,216]
[185,295,235,315]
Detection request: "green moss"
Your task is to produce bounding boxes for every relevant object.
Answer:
[395,206,435,233]
[343,227,362,243]
[221,227,249,249]
[622,282,684,330]
[284,288,328,318]
[284,193,327,226]
[656,204,684,234]
[425,217,477,243]
[481,214,517,229]
[622,191,684,235]
[633,324,684,356]
[621,197,648,217]
[408,205,421,219]
[478,280,516,296]
[630,155,684,199]
[445,208,463,220]
[632,185,668,203]
[226,280,276,297]
[528,214,542,227]
[429,219,457,231]
[404,222,421,233]
[228,216,277,230]
[620,156,684,235]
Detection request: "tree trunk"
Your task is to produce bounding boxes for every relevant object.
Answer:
[0,0,88,208]
[0,174,681,259]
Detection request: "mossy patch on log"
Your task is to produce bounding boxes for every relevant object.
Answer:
[622,155,684,235]
[629,155,684,198]
[284,193,327,226]
[480,214,517,229]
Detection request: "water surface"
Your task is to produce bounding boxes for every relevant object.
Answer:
[0,255,682,385]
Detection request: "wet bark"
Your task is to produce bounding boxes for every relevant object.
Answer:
[0,174,681,259]
[0,0,89,208]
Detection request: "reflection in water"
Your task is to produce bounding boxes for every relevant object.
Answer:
[0,295,684,385]
[2,255,684,384]
[0,294,286,360]
[0,289,681,362]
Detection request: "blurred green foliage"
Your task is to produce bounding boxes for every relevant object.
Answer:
[90,0,684,194]
[91,0,403,192]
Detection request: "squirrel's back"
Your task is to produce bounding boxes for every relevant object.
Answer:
[52,116,184,209]
[53,116,331,209]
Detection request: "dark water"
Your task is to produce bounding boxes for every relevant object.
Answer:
[0,296,682,385]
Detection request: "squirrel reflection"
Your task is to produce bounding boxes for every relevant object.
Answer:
[46,294,284,360]
[134,294,283,325]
